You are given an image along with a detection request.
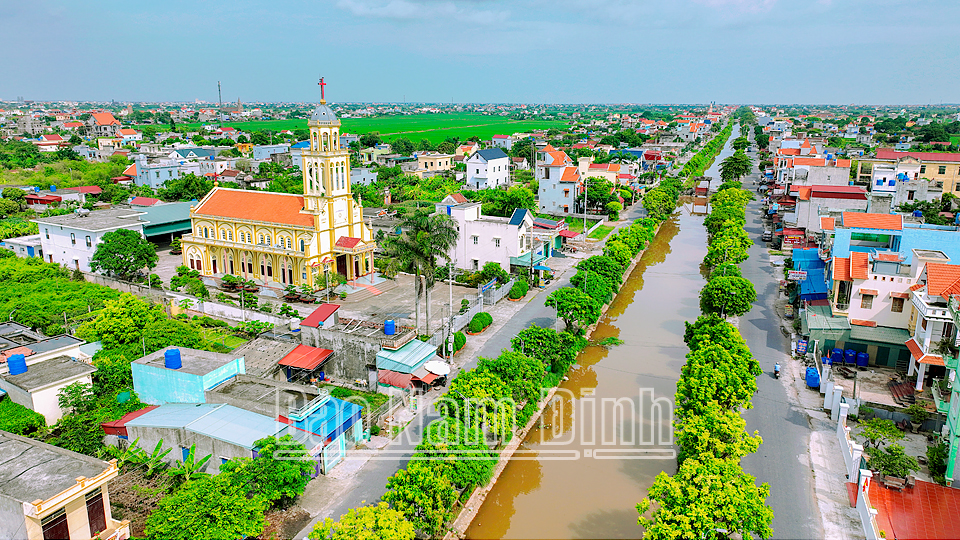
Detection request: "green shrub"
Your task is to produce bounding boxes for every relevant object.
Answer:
[454,331,466,351]
[0,397,46,437]
[928,441,948,485]
[469,312,492,333]
[370,425,381,436]
[508,280,529,300]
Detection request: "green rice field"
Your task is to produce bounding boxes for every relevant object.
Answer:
[179,112,572,144]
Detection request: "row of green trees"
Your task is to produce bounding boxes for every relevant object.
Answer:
[642,176,683,221]
[637,166,772,539]
[677,123,734,179]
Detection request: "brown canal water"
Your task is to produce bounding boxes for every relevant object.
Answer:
[466,204,709,539]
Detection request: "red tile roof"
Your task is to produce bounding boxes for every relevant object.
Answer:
[122,163,137,176]
[877,253,901,262]
[91,112,120,126]
[335,236,362,249]
[876,148,960,163]
[820,217,835,230]
[905,337,923,360]
[909,283,926,292]
[778,148,802,156]
[841,212,902,230]
[130,196,160,206]
[278,344,333,370]
[193,188,313,228]
[117,128,138,136]
[560,166,580,183]
[794,157,826,166]
[301,304,341,328]
[924,263,960,298]
[850,319,877,327]
[798,187,812,201]
[850,252,869,280]
[449,193,468,203]
[0,346,34,362]
[833,257,851,281]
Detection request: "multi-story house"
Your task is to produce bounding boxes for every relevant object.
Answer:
[905,256,960,392]
[859,149,960,197]
[413,152,454,178]
[787,185,867,233]
[490,134,513,150]
[537,146,581,215]
[438,200,554,273]
[85,113,120,138]
[115,128,142,146]
[33,208,148,271]
[466,148,510,189]
[0,431,129,540]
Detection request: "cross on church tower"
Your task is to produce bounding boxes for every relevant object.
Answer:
[318,76,326,103]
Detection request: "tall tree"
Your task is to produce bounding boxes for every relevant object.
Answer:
[89,229,159,281]
[144,475,267,540]
[309,503,415,540]
[719,151,753,182]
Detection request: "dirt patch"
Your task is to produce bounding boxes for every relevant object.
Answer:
[259,507,312,540]
[108,467,173,537]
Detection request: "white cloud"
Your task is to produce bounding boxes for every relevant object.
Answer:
[336,0,509,24]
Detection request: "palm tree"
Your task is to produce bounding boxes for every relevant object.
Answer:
[386,212,459,335]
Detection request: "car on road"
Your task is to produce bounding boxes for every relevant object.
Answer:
[761,230,773,242]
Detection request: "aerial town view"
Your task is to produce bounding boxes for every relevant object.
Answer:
[2,2,960,540]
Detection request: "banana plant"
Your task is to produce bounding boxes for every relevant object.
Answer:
[142,438,172,478]
[167,444,212,487]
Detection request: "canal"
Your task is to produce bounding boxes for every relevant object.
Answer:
[466,125,741,539]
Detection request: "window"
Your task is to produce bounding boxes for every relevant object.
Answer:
[920,165,926,173]
[876,179,883,186]
[228,230,233,241]
[259,234,265,244]
[85,236,91,248]
[70,233,76,245]
[204,227,209,239]
[41,508,69,540]
[472,259,479,270]
[939,166,947,175]
[861,294,873,309]
[472,235,479,245]
[300,239,305,251]
[955,183,960,192]
[45,228,49,239]
[86,487,107,535]
[891,297,904,312]
[494,238,501,247]
[908,191,915,200]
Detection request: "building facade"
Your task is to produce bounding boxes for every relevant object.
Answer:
[466,148,510,189]
[33,208,148,272]
[180,94,375,287]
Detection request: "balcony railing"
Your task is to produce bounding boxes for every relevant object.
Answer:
[932,379,951,415]
[183,234,309,257]
[912,293,952,320]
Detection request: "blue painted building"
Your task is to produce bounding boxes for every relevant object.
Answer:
[131,348,244,405]
[829,213,960,267]
[0,234,42,259]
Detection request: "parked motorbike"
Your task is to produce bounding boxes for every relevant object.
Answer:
[774,363,781,379]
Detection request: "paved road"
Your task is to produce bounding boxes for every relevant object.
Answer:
[296,197,649,537]
[736,139,823,539]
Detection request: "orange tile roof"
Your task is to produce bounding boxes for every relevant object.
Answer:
[798,187,812,201]
[921,354,946,366]
[801,139,812,148]
[858,288,879,296]
[778,148,802,156]
[835,159,851,167]
[820,217,835,230]
[547,151,569,166]
[905,338,923,360]
[924,262,960,298]
[909,283,926,292]
[794,157,827,166]
[560,166,580,183]
[877,253,900,262]
[850,252,869,279]
[850,319,877,327]
[193,188,313,228]
[541,144,557,153]
[91,112,120,126]
[841,212,902,230]
[833,257,851,281]
[117,128,137,135]
[449,193,468,203]
[122,163,137,176]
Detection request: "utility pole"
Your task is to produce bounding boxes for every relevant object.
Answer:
[448,258,453,358]
[583,175,589,235]
[217,81,223,129]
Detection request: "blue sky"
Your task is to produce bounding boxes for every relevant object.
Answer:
[3,0,958,104]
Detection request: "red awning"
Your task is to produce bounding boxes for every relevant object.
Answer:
[278,345,333,370]
[890,291,910,299]
[412,372,439,384]
[859,289,879,296]
[378,369,413,389]
[558,230,579,238]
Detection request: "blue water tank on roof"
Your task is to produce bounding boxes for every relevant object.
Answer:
[8,353,27,376]
[384,319,396,335]
[50,185,56,192]
[164,348,182,370]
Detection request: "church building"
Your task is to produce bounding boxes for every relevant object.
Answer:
[180,85,375,287]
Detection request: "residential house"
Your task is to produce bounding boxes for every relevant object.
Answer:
[511,157,529,170]
[466,148,510,189]
[86,113,120,138]
[0,431,128,540]
[905,257,960,391]
[131,348,245,405]
[0,322,87,375]
[115,128,142,146]
[25,193,62,211]
[359,144,392,165]
[33,207,148,271]
[0,355,96,424]
[127,154,180,189]
[456,141,478,157]
[787,185,867,233]
[413,152,454,178]
[578,157,624,184]
[252,144,290,161]
[490,134,513,150]
[859,149,960,196]
[59,185,103,205]
[34,134,65,153]
[350,167,378,186]
[442,203,554,272]
[0,234,42,259]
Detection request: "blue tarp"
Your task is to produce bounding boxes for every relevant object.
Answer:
[793,249,828,302]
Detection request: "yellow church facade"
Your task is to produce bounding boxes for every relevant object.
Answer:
[180,96,375,288]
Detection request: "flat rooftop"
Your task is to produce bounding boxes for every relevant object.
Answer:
[0,431,111,503]
[134,348,238,377]
[33,208,148,232]
[231,338,297,378]
[914,249,949,260]
[210,376,320,412]
[1,356,95,391]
